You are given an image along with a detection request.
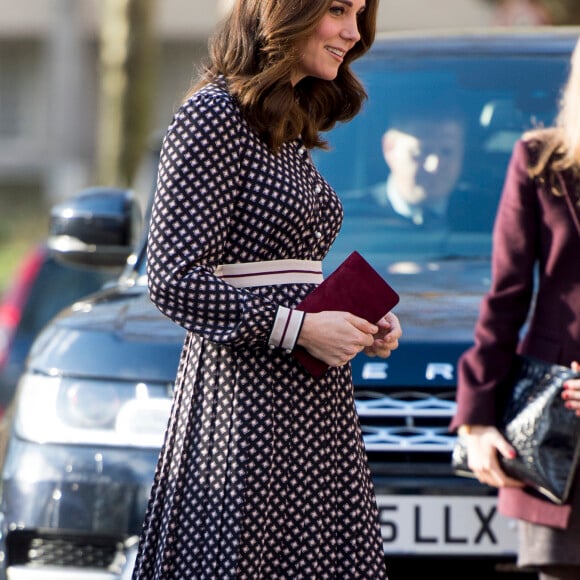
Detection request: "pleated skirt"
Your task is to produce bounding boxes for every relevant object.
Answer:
[132,331,388,579]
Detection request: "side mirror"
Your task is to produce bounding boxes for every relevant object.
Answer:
[48,187,142,268]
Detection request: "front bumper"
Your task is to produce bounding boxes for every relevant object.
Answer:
[0,437,156,578]
[0,437,519,576]
[7,567,119,580]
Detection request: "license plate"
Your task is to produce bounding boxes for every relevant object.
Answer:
[376,495,518,555]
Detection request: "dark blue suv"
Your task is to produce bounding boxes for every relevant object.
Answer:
[0,28,578,580]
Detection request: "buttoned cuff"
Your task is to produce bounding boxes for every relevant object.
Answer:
[268,306,305,352]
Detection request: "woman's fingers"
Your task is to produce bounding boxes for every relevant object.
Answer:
[298,311,377,367]
[563,361,580,415]
[363,312,402,358]
[465,426,524,489]
[297,311,403,367]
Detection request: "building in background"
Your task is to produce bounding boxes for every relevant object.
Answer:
[0,0,221,207]
[0,0,513,209]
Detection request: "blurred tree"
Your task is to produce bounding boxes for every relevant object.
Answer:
[482,0,580,24]
[96,0,158,187]
[122,0,158,186]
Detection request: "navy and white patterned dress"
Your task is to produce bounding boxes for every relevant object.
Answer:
[132,79,388,579]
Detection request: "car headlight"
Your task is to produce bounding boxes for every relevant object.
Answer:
[15,372,173,448]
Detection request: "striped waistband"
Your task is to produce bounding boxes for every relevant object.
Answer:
[215,259,323,288]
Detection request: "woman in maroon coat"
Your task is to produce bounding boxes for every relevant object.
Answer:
[451,38,580,580]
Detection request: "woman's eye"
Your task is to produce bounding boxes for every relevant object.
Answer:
[330,6,345,16]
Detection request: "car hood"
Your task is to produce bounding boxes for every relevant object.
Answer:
[385,257,490,340]
[349,256,491,388]
[28,285,185,382]
[27,257,489,385]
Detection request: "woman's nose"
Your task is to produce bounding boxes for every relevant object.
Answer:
[341,16,361,43]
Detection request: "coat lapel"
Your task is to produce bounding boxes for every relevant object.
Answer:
[557,169,580,239]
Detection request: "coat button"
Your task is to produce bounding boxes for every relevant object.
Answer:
[314,184,322,194]
[314,231,322,239]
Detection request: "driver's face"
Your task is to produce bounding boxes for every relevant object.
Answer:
[383,120,464,206]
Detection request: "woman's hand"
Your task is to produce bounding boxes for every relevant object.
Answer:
[364,312,402,358]
[462,425,523,489]
[562,361,580,415]
[297,311,378,368]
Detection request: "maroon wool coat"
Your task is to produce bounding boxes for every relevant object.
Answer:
[450,136,580,528]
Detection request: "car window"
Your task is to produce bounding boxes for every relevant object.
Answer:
[16,257,111,339]
[136,53,569,278]
[312,54,569,264]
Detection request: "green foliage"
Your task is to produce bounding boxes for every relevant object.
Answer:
[0,186,49,294]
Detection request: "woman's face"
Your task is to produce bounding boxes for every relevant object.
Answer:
[291,0,366,86]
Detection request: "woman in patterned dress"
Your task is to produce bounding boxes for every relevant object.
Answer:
[133,0,401,578]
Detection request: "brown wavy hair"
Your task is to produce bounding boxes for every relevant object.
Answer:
[185,0,379,152]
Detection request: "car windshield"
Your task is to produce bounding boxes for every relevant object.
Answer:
[312,53,569,265]
[136,52,569,279]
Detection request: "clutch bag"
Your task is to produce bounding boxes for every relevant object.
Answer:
[292,251,399,377]
[452,355,580,504]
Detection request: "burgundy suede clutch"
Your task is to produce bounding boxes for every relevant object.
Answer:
[292,251,399,377]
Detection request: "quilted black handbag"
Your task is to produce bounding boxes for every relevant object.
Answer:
[452,355,580,504]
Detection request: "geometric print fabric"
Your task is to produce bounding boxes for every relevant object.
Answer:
[133,79,388,579]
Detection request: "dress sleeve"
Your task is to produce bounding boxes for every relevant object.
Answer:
[147,90,304,349]
[451,139,540,429]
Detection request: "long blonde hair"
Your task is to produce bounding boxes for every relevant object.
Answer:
[186,0,379,152]
[526,37,580,176]
[557,37,580,167]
